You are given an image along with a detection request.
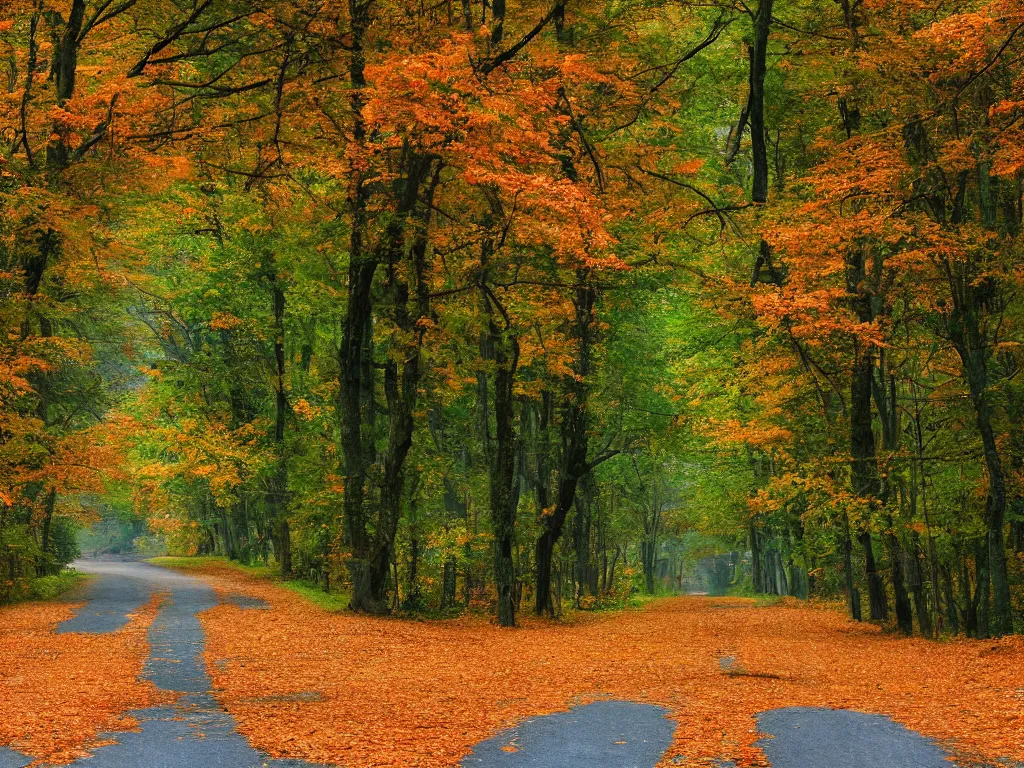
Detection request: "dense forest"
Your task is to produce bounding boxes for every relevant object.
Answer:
[1,0,1022,638]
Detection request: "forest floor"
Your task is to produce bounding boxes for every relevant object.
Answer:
[1,558,1023,768]
[179,560,1024,768]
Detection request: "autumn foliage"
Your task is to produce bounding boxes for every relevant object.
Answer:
[2,0,1024,760]
[0,594,168,763]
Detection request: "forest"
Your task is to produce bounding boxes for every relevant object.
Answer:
[2,0,1023,643]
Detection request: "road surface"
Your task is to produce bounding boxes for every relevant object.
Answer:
[0,560,967,768]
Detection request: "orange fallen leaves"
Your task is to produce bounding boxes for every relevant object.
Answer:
[182,563,1024,768]
[0,594,171,764]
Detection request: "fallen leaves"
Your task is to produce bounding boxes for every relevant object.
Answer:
[182,563,1024,768]
[0,594,171,764]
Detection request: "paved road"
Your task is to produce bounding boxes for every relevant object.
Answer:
[1,560,976,768]
[2,560,319,768]
[461,700,675,768]
[754,708,955,768]
[460,702,961,768]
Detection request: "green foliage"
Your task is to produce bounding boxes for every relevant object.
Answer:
[49,517,81,570]
[28,571,91,602]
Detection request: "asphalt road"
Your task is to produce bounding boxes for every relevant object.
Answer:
[1,560,975,768]
[461,700,675,768]
[4,560,319,768]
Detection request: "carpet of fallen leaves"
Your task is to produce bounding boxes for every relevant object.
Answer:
[182,563,1024,767]
[0,592,170,764]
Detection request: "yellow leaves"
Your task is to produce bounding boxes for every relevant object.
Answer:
[130,412,270,519]
[48,106,95,132]
[293,398,321,421]
[672,159,705,175]
[711,417,793,451]
[993,125,1024,176]
[937,138,977,175]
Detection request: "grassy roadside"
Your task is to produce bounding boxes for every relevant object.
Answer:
[3,570,93,605]
[31,570,92,600]
[148,556,350,611]
[148,557,739,620]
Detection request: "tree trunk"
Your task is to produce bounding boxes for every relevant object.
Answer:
[339,0,376,608]
[535,529,557,616]
[885,524,913,634]
[37,488,57,575]
[948,307,1013,635]
[749,518,764,593]
[533,278,598,616]
[488,313,520,627]
[746,0,783,287]
[943,565,959,636]
[909,537,932,638]
[848,249,889,622]
[405,506,421,610]
[748,0,773,205]
[267,267,292,578]
[642,539,656,594]
[440,556,457,610]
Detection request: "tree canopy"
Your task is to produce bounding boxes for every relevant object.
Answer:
[2,0,1023,638]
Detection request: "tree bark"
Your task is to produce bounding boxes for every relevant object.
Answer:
[340,0,376,609]
[847,246,889,622]
[534,279,597,616]
[748,0,773,205]
[488,316,520,627]
[267,264,292,578]
[948,303,1014,635]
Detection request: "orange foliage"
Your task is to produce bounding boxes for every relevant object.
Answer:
[0,595,170,764]
[183,563,1023,767]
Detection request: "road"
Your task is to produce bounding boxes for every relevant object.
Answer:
[0,560,964,768]
[2,560,321,768]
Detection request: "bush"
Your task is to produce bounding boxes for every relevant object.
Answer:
[29,571,87,600]
[0,524,42,603]
[50,517,81,569]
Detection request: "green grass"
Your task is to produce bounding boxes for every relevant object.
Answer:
[280,579,350,611]
[148,556,350,612]
[148,555,275,577]
[27,570,92,601]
